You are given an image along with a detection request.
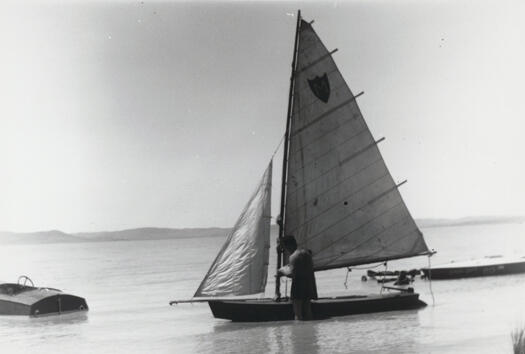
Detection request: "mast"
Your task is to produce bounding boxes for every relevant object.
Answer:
[275,9,302,299]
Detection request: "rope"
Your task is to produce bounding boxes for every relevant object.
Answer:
[269,134,285,221]
[427,255,435,306]
[349,262,385,270]
[344,267,351,289]
[271,134,286,159]
[380,261,388,294]
[344,261,388,289]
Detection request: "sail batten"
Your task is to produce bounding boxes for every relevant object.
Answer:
[283,19,429,270]
[194,162,272,297]
[286,173,397,236]
[296,49,338,74]
[286,148,381,198]
[291,98,358,136]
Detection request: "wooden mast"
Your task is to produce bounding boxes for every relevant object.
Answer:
[275,9,301,299]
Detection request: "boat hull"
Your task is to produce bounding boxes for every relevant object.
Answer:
[0,284,88,316]
[208,292,426,322]
[421,259,525,280]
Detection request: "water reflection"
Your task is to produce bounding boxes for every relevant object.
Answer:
[277,321,320,354]
[2,311,88,329]
[31,312,89,326]
[194,310,427,353]
[196,319,321,354]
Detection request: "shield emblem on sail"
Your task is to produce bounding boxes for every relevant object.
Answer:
[307,73,330,103]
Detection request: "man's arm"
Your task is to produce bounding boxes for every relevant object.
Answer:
[277,252,297,277]
[278,264,293,277]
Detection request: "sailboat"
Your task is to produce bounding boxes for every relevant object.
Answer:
[170,11,432,321]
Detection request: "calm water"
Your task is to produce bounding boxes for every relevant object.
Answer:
[1,222,525,353]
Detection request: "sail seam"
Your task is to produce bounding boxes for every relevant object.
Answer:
[315,215,413,267]
[365,180,403,206]
[304,199,404,250]
[366,229,426,259]
[288,128,369,177]
[286,139,382,198]
[295,49,338,74]
[315,249,431,271]
[288,180,401,239]
[319,228,425,270]
[286,172,390,229]
[285,158,384,217]
[290,123,364,158]
[339,137,385,167]
[291,97,358,137]
[297,41,321,56]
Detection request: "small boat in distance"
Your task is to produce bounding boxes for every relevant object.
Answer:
[0,276,88,316]
[421,255,525,280]
[171,10,432,321]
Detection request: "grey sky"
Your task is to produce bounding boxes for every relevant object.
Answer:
[1,1,524,232]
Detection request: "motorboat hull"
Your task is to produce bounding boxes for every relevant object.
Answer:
[421,256,525,280]
[0,284,88,316]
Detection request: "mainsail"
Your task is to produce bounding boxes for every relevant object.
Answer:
[283,20,430,271]
[194,162,272,297]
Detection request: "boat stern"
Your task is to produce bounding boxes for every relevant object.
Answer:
[31,293,88,316]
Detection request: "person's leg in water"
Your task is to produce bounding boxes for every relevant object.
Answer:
[302,299,313,320]
[292,299,304,320]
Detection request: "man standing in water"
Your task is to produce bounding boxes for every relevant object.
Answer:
[277,235,318,320]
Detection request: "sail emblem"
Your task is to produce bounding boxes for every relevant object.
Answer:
[307,73,330,103]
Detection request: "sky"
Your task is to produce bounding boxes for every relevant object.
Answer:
[1,0,524,233]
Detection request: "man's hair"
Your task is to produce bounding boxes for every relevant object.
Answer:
[281,235,297,250]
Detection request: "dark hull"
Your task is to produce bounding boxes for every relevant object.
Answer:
[421,260,525,280]
[0,283,88,316]
[0,294,88,316]
[208,292,426,322]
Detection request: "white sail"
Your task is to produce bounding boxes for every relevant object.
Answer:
[284,20,429,271]
[194,161,272,297]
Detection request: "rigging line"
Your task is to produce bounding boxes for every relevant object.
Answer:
[286,128,370,178]
[291,96,360,137]
[286,172,391,234]
[380,262,388,294]
[427,255,435,306]
[350,262,385,270]
[285,159,385,218]
[346,263,385,288]
[286,141,383,200]
[313,215,412,266]
[307,200,405,255]
[271,134,286,159]
[344,267,350,289]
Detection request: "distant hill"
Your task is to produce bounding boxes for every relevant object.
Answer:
[0,227,232,244]
[74,227,229,241]
[1,216,523,244]
[416,215,525,229]
[0,230,84,244]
